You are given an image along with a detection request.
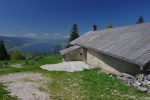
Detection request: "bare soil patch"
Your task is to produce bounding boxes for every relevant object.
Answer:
[0,73,51,100]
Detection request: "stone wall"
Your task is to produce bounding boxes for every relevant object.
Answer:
[86,49,140,75]
[62,47,86,61]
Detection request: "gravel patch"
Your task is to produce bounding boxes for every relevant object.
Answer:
[11,63,22,68]
[41,61,90,72]
[0,73,51,100]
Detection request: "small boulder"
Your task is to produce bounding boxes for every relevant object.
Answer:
[137,86,148,92]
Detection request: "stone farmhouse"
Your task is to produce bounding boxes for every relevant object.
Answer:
[60,23,150,75]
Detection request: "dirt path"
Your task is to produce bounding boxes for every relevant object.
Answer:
[41,61,90,72]
[0,73,51,100]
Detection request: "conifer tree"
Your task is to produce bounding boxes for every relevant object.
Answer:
[0,40,9,60]
[69,24,79,42]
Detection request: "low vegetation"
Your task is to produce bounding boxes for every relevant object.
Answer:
[11,50,25,60]
[0,83,17,100]
[0,55,149,100]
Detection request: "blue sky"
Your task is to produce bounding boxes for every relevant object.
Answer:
[0,0,150,38]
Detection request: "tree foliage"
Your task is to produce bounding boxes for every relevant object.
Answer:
[0,40,10,60]
[136,16,144,24]
[11,50,25,60]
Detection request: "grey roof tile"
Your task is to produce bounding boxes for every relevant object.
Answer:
[70,23,150,66]
[60,45,81,55]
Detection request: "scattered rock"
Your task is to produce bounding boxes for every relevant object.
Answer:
[129,73,150,92]
[99,69,150,92]
[137,87,148,92]
[145,97,150,100]
[134,81,142,86]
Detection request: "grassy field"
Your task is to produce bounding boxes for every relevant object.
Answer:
[0,55,149,100]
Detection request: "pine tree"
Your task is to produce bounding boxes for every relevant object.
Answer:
[92,25,97,31]
[0,40,9,60]
[136,16,144,24]
[107,24,113,28]
[69,24,79,42]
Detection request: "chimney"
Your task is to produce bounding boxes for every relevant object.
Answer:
[92,25,97,31]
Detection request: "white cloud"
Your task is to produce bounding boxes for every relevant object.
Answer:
[52,33,69,39]
[42,33,63,39]
[63,35,69,39]
[21,30,27,33]
[43,33,50,37]
[0,31,70,40]
[53,33,61,36]
[24,32,38,38]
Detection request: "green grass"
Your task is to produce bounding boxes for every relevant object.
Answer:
[0,54,149,100]
[48,69,148,100]
[0,83,17,100]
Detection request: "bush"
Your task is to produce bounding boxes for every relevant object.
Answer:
[11,50,25,60]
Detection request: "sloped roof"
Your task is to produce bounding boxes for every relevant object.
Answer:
[60,45,81,55]
[70,23,150,67]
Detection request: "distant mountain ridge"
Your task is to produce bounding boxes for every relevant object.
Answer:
[0,36,37,49]
[0,36,67,53]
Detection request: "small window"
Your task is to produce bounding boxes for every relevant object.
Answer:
[80,53,82,56]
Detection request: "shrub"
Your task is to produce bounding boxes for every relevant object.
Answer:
[11,50,25,60]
